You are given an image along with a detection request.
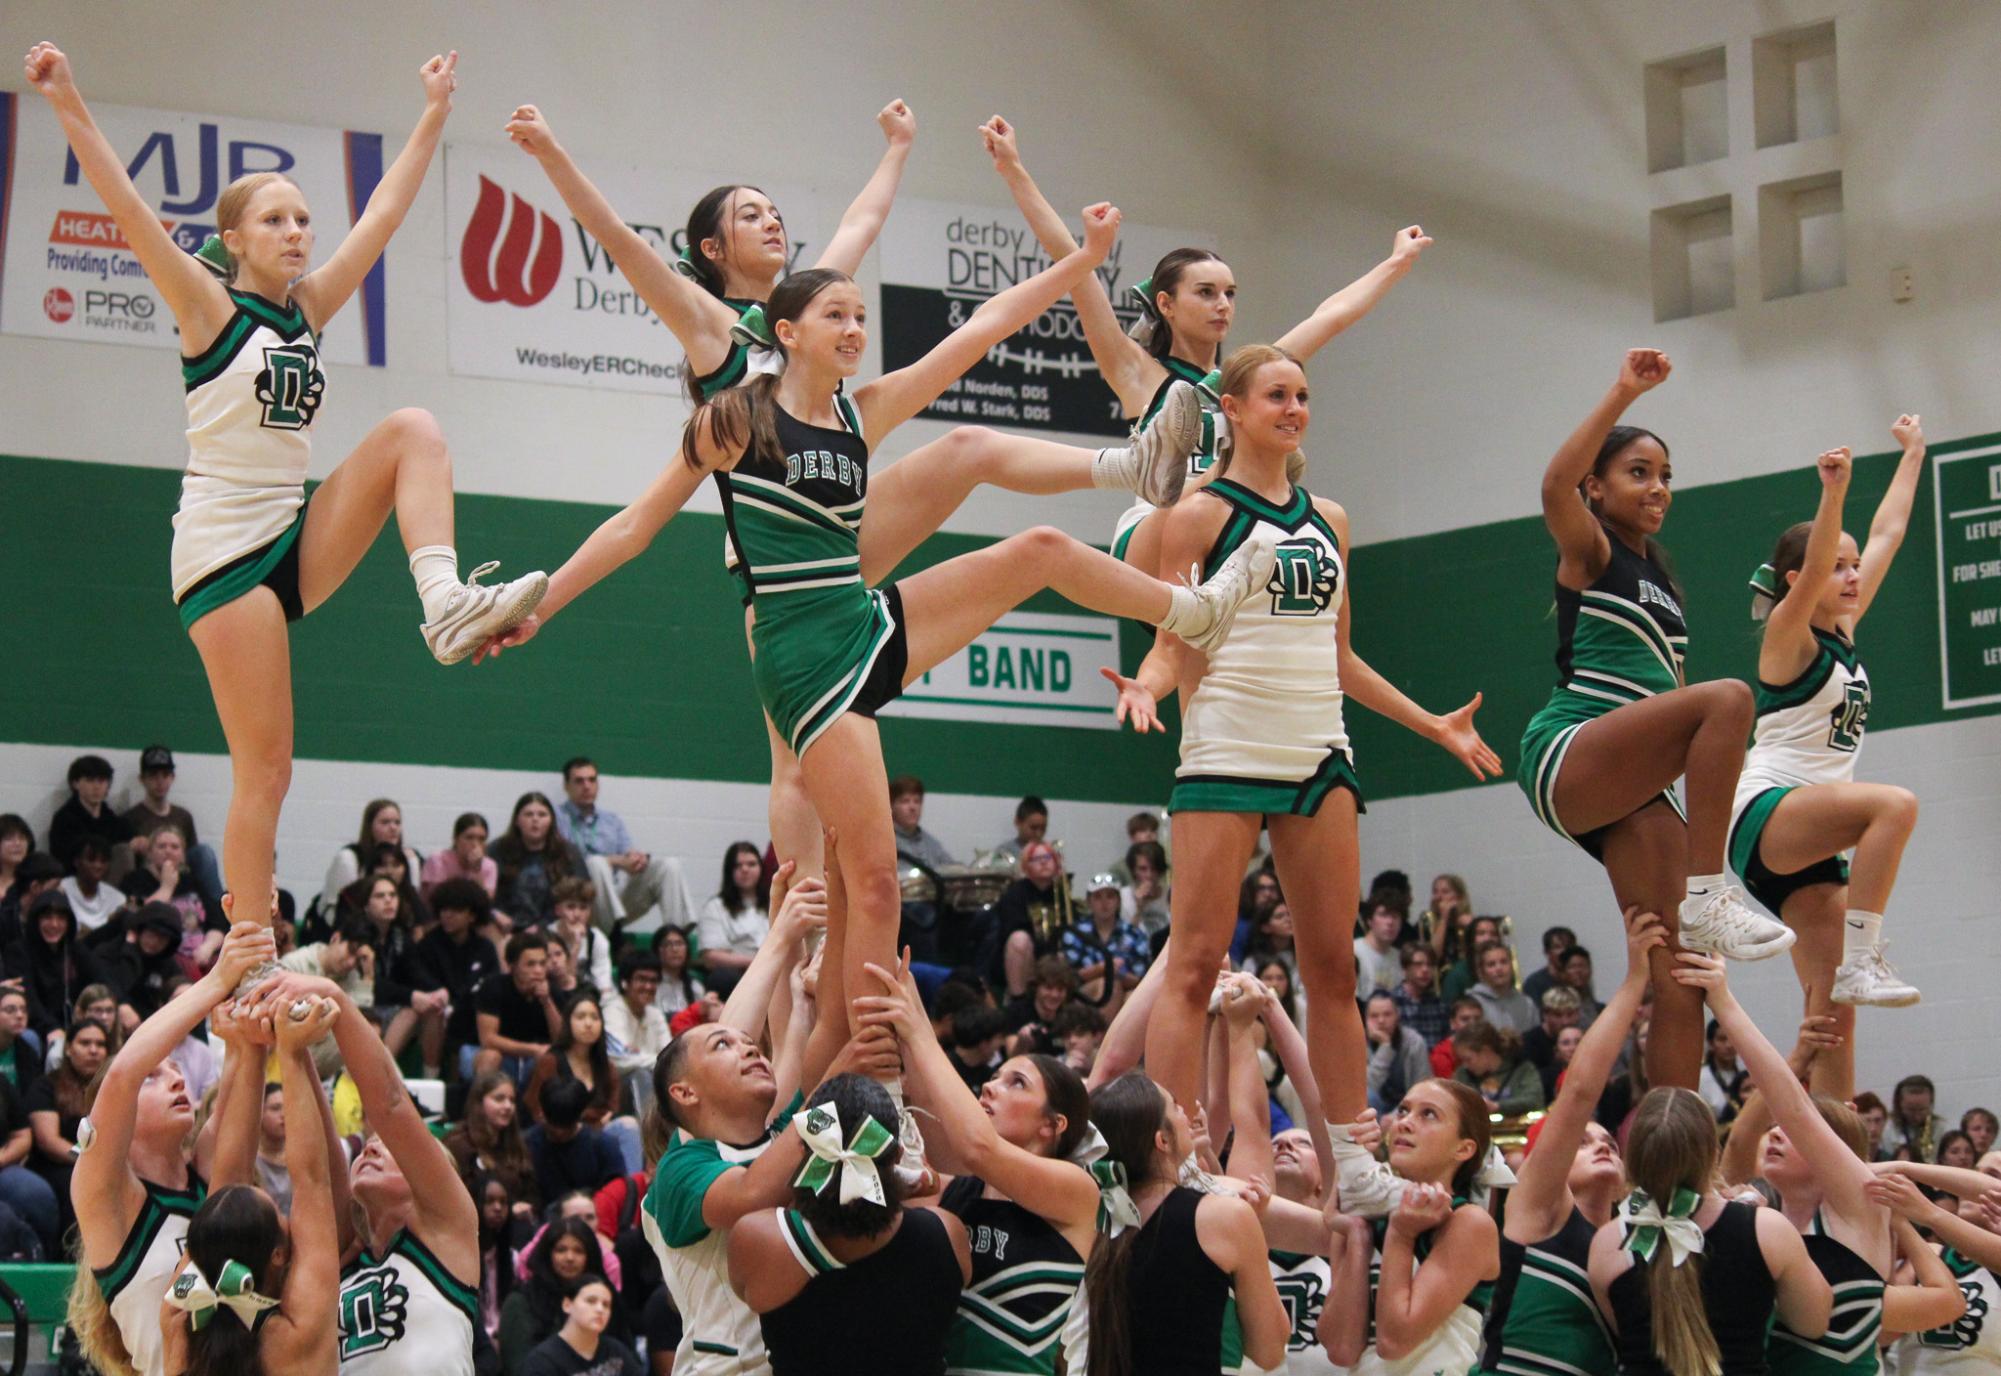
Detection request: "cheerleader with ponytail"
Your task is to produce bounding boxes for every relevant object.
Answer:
[1588,1084,1831,1375]
[1732,419,1930,1096]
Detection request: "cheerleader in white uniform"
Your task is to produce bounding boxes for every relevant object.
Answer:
[1732,419,1929,1097]
[26,43,545,941]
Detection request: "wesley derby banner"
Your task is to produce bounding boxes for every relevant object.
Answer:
[0,91,388,366]
[444,143,825,396]
[877,198,1206,438]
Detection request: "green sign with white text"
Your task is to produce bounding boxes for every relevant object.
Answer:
[1932,443,2001,709]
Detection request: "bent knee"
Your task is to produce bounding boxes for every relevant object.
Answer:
[1009,525,1072,559]
[233,757,292,804]
[943,425,999,461]
[1882,786,1919,828]
[1706,677,1754,720]
[383,406,445,449]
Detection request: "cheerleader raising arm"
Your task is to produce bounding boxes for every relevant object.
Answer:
[1854,415,1928,622]
[855,958,1100,1238]
[852,203,1122,438]
[1542,349,1671,585]
[817,100,917,273]
[23,43,231,339]
[291,52,457,330]
[1759,448,1853,681]
[1509,906,1665,1239]
[1675,954,1876,1216]
[1272,226,1431,360]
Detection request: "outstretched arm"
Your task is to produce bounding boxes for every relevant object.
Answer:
[1675,954,1874,1217]
[1511,909,1663,1234]
[75,923,273,1249]
[1869,1171,2001,1274]
[1274,226,1430,360]
[475,452,710,661]
[505,103,737,369]
[1329,499,1502,781]
[855,960,1098,1234]
[1761,449,1852,679]
[197,1003,268,1190]
[263,1001,342,1370]
[1543,350,1670,586]
[720,865,825,1038]
[1855,415,1927,623]
[1880,1214,1968,1336]
[23,43,230,338]
[294,53,457,331]
[854,202,1122,437]
[981,116,1157,412]
[815,101,916,275]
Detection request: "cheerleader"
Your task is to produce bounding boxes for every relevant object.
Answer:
[1587,1085,1831,1375]
[1733,419,1930,1095]
[1518,348,1786,1092]
[25,42,544,943]
[853,957,1097,1376]
[477,208,1272,1084]
[1671,951,1964,1374]
[1100,344,1497,1213]
[1867,1170,2001,1375]
[504,103,1198,881]
[980,114,1429,573]
[1476,906,1666,1376]
[1319,1079,1502,1376]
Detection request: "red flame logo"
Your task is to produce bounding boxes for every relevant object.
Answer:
[460,175,562,307]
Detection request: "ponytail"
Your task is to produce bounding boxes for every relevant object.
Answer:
[682,372,783,477]
[1082,1073,1174,1376]
[65,1264,137,1376]
[1626,1088,1721,1376]
[1127,248,1226,361]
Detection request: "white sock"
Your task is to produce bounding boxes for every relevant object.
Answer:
[1842,911,1884,963]
[885,1077,907,1110]
[1159,585,1202,634]
[1684,872,1726,902]
[409,545,460,621]
[1326,1122,1367,1158]
[1090,447,1130,490]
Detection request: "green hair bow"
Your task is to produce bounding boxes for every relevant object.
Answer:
[166,1259,278,1331]
[730,303,775,350]
[193,234,235,282]
[1621,1186,1704,1267]
[794,1102,896,1207]
[1090,1158,1141,1237]
[671,245,701,280]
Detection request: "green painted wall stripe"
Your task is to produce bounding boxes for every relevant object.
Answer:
[9,434,1997,807]
[2,454,1175,803]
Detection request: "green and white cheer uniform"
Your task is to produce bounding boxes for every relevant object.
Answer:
[1170,478,1362,818]
[336,1227,478,1375]
[174,289,327,629]
[1110,357,1225,562]
[1518,538,1689,859]
[93,1173,205,1376]
[1729,628,1870,914]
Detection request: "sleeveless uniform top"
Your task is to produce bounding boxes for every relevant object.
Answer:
[1127,1186,1234,1376]
[940,1175,1085,1376]
[1520,537,1689,849]
[1551,538,1688,710]
[641,1094,803,1376]
[1171,479,1357,818]
[1269,1249,1343,1375]
[174,289,326,598]
[1608,1201,1777,1376]
[1110,356,1227,556]
[94,1172,205,1376]
[1741,629,1871,795]
[696,297,786,607]
[337,1227,478,1375]
[760,1207,963,1376]
[1478,1206,1616,1376]
[1895,1246,2001,1376]
[717,398,898,757]
[1770,1211,1885,1376]
[1357,1199,1495,1376]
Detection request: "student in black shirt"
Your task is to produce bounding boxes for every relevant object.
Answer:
[0,1071,57,1255]
[0,990,41,1091]
[471,930,563,1086]
[47,755,134,873]
[412,878,504,1076]
[525,1079,623,1202]
[520,1274,643,1376]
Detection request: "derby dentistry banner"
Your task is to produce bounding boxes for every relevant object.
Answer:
[0,92,389,366]
[443,142,825,396]
[877,197,1206,438]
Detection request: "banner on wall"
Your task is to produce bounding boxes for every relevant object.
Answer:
[0,91,388,366]
[877,198,1206,438]
[1934,441,2001,709]
[882,611,1123,731]
[443,143,826,396]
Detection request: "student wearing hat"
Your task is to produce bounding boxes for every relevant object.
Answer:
[122,746,223,907]
[1058,873,1151,1015]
